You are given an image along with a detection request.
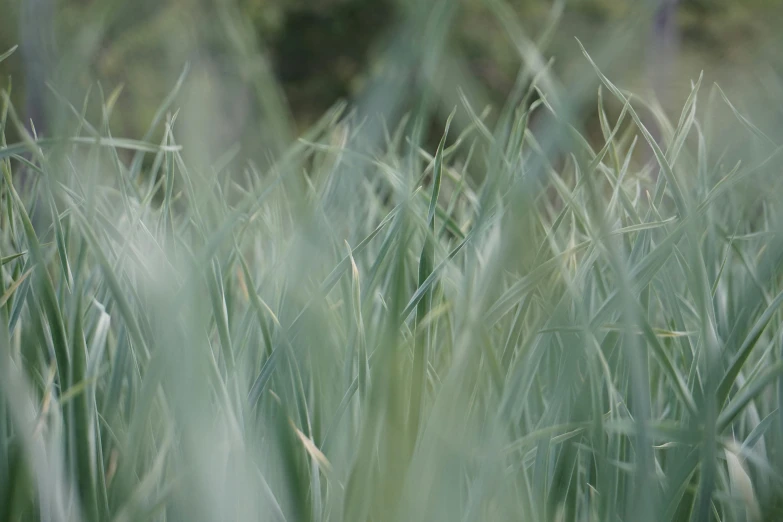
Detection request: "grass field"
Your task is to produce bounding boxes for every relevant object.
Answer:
[2,7,783,520]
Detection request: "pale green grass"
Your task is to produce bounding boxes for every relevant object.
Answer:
[3,4,783,521]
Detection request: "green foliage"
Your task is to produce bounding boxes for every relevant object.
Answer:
[3,2,783,521]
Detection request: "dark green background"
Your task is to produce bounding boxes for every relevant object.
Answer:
[1,0,781,145]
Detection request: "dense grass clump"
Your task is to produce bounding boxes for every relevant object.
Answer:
[2,37,783,521]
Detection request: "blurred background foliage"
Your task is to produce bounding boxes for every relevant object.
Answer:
[1,0,782,156]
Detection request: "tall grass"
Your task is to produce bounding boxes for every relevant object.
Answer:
[3,6,783,521]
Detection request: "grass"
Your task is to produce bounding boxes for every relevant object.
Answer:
[2,7,783,521]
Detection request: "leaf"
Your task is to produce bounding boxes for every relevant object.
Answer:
[0,46,17,64]
[718,288,783,407]
[427,109,455,226]
[724,446,761,520]
[577,39,689,217]
[0,268,33,308]
[716,85,777,147]
[719,361,783,432]
[0,252,26,265]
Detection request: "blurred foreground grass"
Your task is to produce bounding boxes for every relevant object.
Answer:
[3,2,783,522]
